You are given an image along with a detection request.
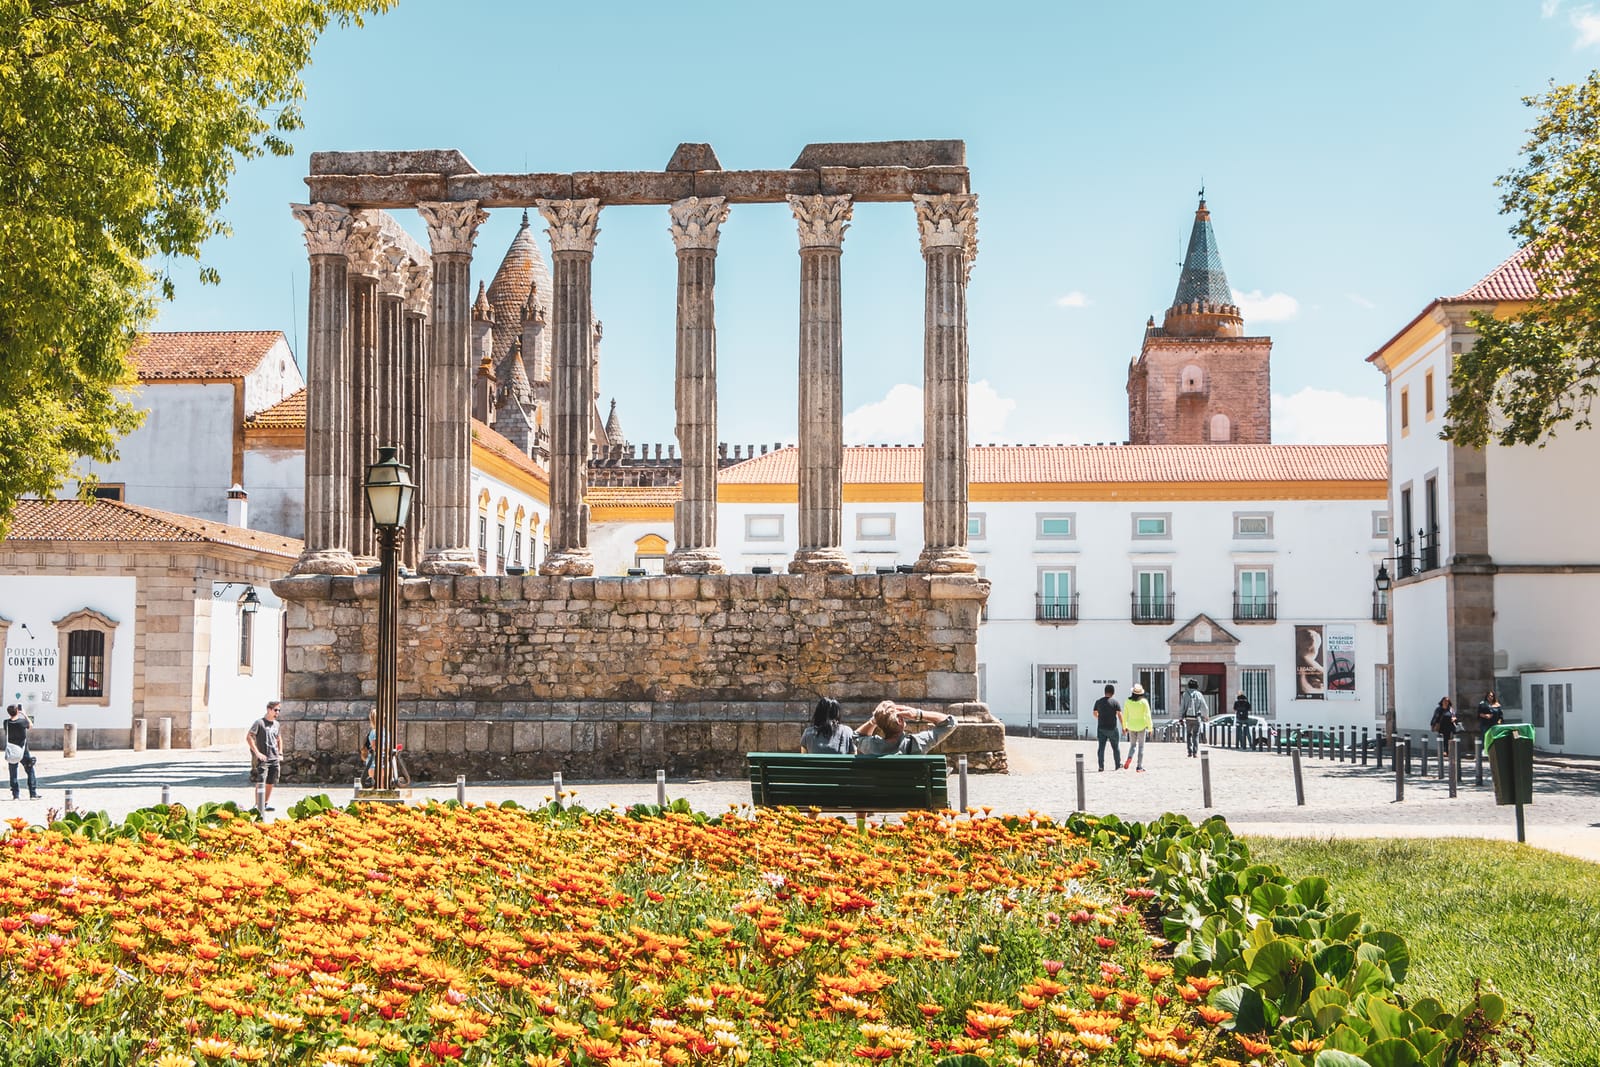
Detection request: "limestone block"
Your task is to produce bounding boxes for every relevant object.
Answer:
[926,672,977,700]
[544,721,573,753]
[512,720,540,752]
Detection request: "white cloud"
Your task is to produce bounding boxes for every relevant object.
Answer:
[1544,0,1562,17]
[1232,288,1300,322]
[843,380,1016,445]
[1271,388,1385,444]
[1346,292,1377,310]
[1055,290,1091,308]
[1575,8,1600,46]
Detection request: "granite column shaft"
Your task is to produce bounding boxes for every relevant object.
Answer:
[667,197,729,574]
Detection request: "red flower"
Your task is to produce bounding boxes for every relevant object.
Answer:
[428,1040,465,1059]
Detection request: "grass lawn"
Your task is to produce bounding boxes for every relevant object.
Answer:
[1247,835,1600,1067]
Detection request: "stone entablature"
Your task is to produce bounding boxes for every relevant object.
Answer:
[272,571,997,780]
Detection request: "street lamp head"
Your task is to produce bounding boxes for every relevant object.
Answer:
[1374,562,1392,592]
[239,586,261,614]
[364,446,415,530]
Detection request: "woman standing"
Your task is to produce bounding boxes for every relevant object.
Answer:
[5,705,40,800]
[800,698,857,754]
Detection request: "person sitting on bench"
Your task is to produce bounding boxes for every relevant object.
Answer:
[800,697,858,754]
[854,700,957,757]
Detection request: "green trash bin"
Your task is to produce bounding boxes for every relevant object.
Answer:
[1484,724,1535,806]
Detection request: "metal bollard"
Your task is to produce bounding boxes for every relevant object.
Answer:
[1475,734,1484,787]
[1337,726,1346,763]
[1438,737,1447,779]
[1395,741,1406,802]
[160,784,171,806]
[456,774,466,805]
[958,756,969,812]
[254,782,266,813]
[1375,731,1385,770]
[656,769,667,808]
[1361,727,1370,766]
[1291,747,1306,806]
[1448,738,1459,798]
[552,771,563,811]
[131,717,147,752]
[64,788,75,814]
[354,778,363,801]
[1200,749,1212,808]
[1074,752,1086,812]
[62,722,77,758]
[158,717,173,750]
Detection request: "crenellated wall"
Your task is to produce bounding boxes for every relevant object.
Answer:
[272,571,999,781]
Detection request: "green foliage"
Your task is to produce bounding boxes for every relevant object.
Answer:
[45,799,252,842]
[0,0,393,531]
[1445,72,1600,447]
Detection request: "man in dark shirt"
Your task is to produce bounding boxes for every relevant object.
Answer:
[1092,684,1123,771]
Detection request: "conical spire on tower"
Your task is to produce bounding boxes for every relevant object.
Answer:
[604,398,628,446]
[1161,193,1243,338]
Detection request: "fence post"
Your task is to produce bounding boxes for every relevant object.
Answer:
[958,756,969,812]
[131,718,147,752]
[656,769,668,808]
[64,788,75,814]
[1438,736,1447,779]
[1200,748,1213,808]
[552,772,564,811]
[1337,726,1345,762]
[1395,740,1406,802]
[1448,738,1459,798]
[1074,752,1086,812]
[354,778,363,801]
[1291,747,1305,806]
[254,782,266,813]
[1375,730,1385,770]
[1475,734,1484,786]
[456,774,467,804]
[158,717,173,750]
[1361,727,1370,766]
[62,722,77,758]
[160,784,171,806]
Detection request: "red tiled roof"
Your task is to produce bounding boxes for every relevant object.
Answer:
[132,331,286,380]
[247,388,307,429]
[586,485,682,508]
[1444,245,1539,303]
[719,444,1387,485]
[471,421,549,483]
[5,500,303,559]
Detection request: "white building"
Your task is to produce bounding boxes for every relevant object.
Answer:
[1369,249,1600,754]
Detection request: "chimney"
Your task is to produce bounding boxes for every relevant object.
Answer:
[226,484,249,528]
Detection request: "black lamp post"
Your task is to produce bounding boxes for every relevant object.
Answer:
[364,446,415,792]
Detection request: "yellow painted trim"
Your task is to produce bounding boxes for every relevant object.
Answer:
[634,533,669,553]
[470,444,551,505]
[1370,313,1440,376]
[721,480,1386,503]
[590,505,675,522]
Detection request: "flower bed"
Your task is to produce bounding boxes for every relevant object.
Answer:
[0,801,1527,1066]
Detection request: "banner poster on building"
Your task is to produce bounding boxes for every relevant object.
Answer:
[1295,625,1325,700]
[1324,624,1357,700]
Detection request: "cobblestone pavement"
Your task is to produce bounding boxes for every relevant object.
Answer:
[8,736,1598,861]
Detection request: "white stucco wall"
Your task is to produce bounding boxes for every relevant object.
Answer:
[205,581,287,737]
[0,575,138,731]
[1390,574,1449,731]
[241,447,305,539]
[1493,572,1600,676]
[1485,426,1600,563]
[590,521,675,576]
[469,471,548,575]
[240,337,303,416]
[1386,331,1453,563]
[88,382,236,520]
[1519,667,1597,755]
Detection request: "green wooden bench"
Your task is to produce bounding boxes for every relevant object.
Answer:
[746,752,950,813]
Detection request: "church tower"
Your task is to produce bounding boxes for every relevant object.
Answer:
[1127,196,1271,444]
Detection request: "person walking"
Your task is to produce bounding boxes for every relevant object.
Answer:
[1476,691,1504,734]
[1122,684,1152,772]
[246,700,283,811]
[1232,690,1253,750]
[1430,696,1458,748]
[1180,679,1208,758]
[1092,684,1123,771]
[4,705,40,800]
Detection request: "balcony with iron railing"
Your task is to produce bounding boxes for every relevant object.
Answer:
[1394,525,1442,578]
[1035,593,1080,623]
[1232,591,1277,623]
[1131,592,1175,625]
[1372,591,1388,623]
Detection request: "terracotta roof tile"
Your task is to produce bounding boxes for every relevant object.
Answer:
[471,420,549,483]
[586,485,682,508]
[5,500,303,559]
[248,388,307,428]
[1444,245,1539,303]
[132,331,286,380]
[718,444,1387,485]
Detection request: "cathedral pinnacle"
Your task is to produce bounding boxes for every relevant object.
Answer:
[1161,195,1243,338]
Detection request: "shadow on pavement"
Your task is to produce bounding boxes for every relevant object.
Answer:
[37,760,248,790]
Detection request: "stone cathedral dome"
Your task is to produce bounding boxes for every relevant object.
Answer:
[486,211,553,363]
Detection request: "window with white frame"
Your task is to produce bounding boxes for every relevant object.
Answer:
[1236,567,1272,619]
[745,514,784,541]
[1036,513,1075,539]
[856,513,895,540]
[1134,568,1170,619]
[513,530,523,567]
[1037,568,1075,621]
[56,608,116,707]
[1038,666,1073,731]
[1132,513,1170,539]
[1240,667,1273,719]
[477,515,489,569]
[1372,511,1390,539]
[238,602,254,674]
[968,513,986,540]
[1375,665,1389,722]
[1234,512,1272,538]
[1135,666,1170,717]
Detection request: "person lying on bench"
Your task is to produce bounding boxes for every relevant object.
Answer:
[854,701,957,757]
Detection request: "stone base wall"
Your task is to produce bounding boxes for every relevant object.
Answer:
[273,571,1000,782]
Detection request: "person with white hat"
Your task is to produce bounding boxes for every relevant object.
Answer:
[1122,683,1153,772]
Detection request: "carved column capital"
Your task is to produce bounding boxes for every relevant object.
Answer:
[376,245,410,298]
[402,260,432,315]
[537,198,602,253]
[417,201,489,256]
[291,202,354,257]
[788,194,853,250]
[345,210,387,278]
[912,193,979,262]
[668,196,730,252]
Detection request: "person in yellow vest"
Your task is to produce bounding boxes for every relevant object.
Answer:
[1122,683,1153,772]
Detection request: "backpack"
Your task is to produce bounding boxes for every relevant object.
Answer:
[1182,689,1206,719]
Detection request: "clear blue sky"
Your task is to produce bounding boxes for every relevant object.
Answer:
[154,0,1599,449]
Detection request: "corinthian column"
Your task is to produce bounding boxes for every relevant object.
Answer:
[666,196,730,575]
[346,212,382,562]
[787,194,854,575]
[417,200,489,575]
[401,259,432,572]
[376,244,409,451]
[289,202,358,576]
[912,193,979,574]
[536,198,602,577]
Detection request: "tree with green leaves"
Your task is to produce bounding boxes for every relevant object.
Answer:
[1447,72,1600,448]
[0,0,392,535]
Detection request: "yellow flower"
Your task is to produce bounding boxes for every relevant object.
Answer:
[154,1053,193,1067]
[192,1036,234,1060]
